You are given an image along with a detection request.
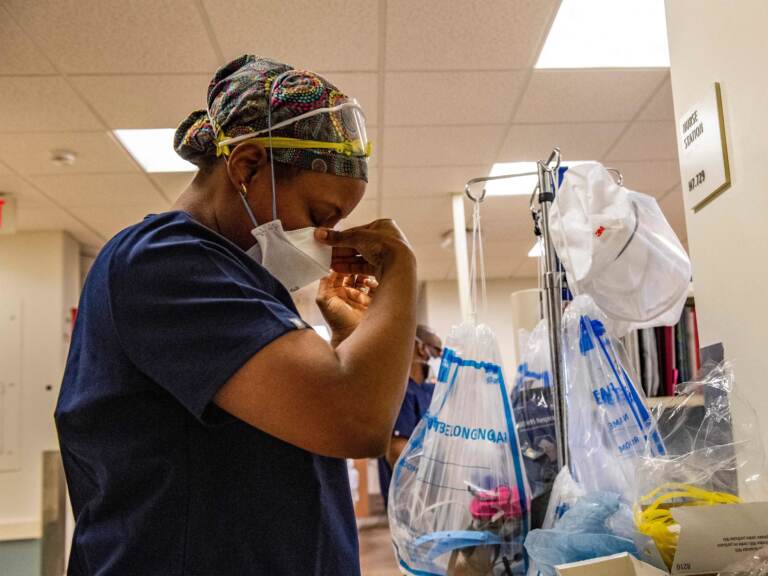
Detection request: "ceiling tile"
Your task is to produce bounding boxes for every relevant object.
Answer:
[73,75,211,129]
[515,69,667,123]
[606,121,678,162]
[15,206,69,229]
[0,7,55,74]
[341,198,378,229]
[658,186,688,241]
[0,132,138,175]
[638,76,674,121]
[5,0,219,73]
[418,261,453,282]
[0,174,47,203]
[386,0,558,70]
[382,195,453,245]
[608,160,680,198]
[16,205,105,247]
[317,72,378,125]
[30,173,168,207]
[481,243,527,278]
[479,195,534,223]
[385,71,527,126]
[205,0,379,71]
[383,126,506,167]
[149,172,196,204]
[68,204,167,240]
[411,242,454,281]
[0,77,103,132]
[382,165,491,197]
[499,123,626,162]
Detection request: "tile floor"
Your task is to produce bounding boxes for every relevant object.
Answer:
[359,525,401,576]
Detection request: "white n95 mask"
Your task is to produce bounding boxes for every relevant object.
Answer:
[247,220,331,293]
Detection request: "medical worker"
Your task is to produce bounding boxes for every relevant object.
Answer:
[378,325,443,508]
[55,55,417,575]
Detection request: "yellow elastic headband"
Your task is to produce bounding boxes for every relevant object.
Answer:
[215,132,372,159]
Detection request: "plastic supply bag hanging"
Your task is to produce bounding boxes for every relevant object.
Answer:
[548,163,691,332]
[512,320,558,512]
[562,294,665,500]
[389,192,530,575]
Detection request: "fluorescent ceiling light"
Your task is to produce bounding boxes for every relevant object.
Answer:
[313,325,331,342]
[485,161,591,196]
[536,0,670,69]
[528,241,543,258]
[114,129,197,173]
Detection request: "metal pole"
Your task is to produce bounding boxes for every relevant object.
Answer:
[537,161,569,470]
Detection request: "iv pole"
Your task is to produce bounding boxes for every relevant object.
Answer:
[460,148,569,471]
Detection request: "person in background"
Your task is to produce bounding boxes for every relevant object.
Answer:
[378,324,443,508]
[55,55,417,576]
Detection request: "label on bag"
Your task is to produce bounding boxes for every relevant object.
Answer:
[670,502,768,574]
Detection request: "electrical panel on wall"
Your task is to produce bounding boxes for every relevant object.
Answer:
[0,301,21,471]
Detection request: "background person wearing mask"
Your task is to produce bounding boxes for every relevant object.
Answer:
[55,55,417,576]
[378,324,443,508]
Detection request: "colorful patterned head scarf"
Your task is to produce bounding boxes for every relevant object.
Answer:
[174,55,368,181]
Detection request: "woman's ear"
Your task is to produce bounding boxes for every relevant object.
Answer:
[225,142,270,191]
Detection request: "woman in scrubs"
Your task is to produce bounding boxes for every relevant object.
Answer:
[55,55,417,575]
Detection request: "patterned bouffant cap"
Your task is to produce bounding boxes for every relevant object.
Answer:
[174,55,368,181]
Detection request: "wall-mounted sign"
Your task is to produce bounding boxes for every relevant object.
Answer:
[677,82,731,211]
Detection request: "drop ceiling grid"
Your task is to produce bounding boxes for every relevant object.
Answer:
[0,1,688,279]
[0,2,180,248]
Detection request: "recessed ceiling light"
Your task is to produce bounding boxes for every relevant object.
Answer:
[528,241,543,258]
[536,0,670,69]
[485,161,591,196]
[114,129,197,173]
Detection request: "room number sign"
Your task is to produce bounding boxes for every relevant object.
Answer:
[677,82,731,211]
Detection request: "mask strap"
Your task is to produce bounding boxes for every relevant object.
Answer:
[239,183,260,228]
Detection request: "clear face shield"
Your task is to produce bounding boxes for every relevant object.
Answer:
[214,98,372,159]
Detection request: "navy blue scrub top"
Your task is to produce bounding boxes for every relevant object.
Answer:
[55,211,359,576]
[377,378,434,507]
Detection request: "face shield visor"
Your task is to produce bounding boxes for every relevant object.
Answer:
[214,98,371,159]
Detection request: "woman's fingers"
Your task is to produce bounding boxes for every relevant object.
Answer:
[331,260,376,275]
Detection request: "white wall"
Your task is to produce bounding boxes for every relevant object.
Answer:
[424,278,539,384]
[666,1,768,457]
[0,231,80,540]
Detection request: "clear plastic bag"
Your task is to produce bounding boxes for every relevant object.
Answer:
[718,544,768,576]
[389,322,531,575]
[512,320,558,505]
[525,485,637,576]
[562,294,665,500]
[634,362,768,569]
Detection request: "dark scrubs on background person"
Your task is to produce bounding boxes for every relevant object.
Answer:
[378,325,442,507]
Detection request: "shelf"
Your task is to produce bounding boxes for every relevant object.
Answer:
[647,394,705,410]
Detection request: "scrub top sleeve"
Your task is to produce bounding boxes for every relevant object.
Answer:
[392,391,419,439]
[109,236,304,423]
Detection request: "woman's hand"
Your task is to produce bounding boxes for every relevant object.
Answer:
[316,271,378,347]
[315,219,415,280]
